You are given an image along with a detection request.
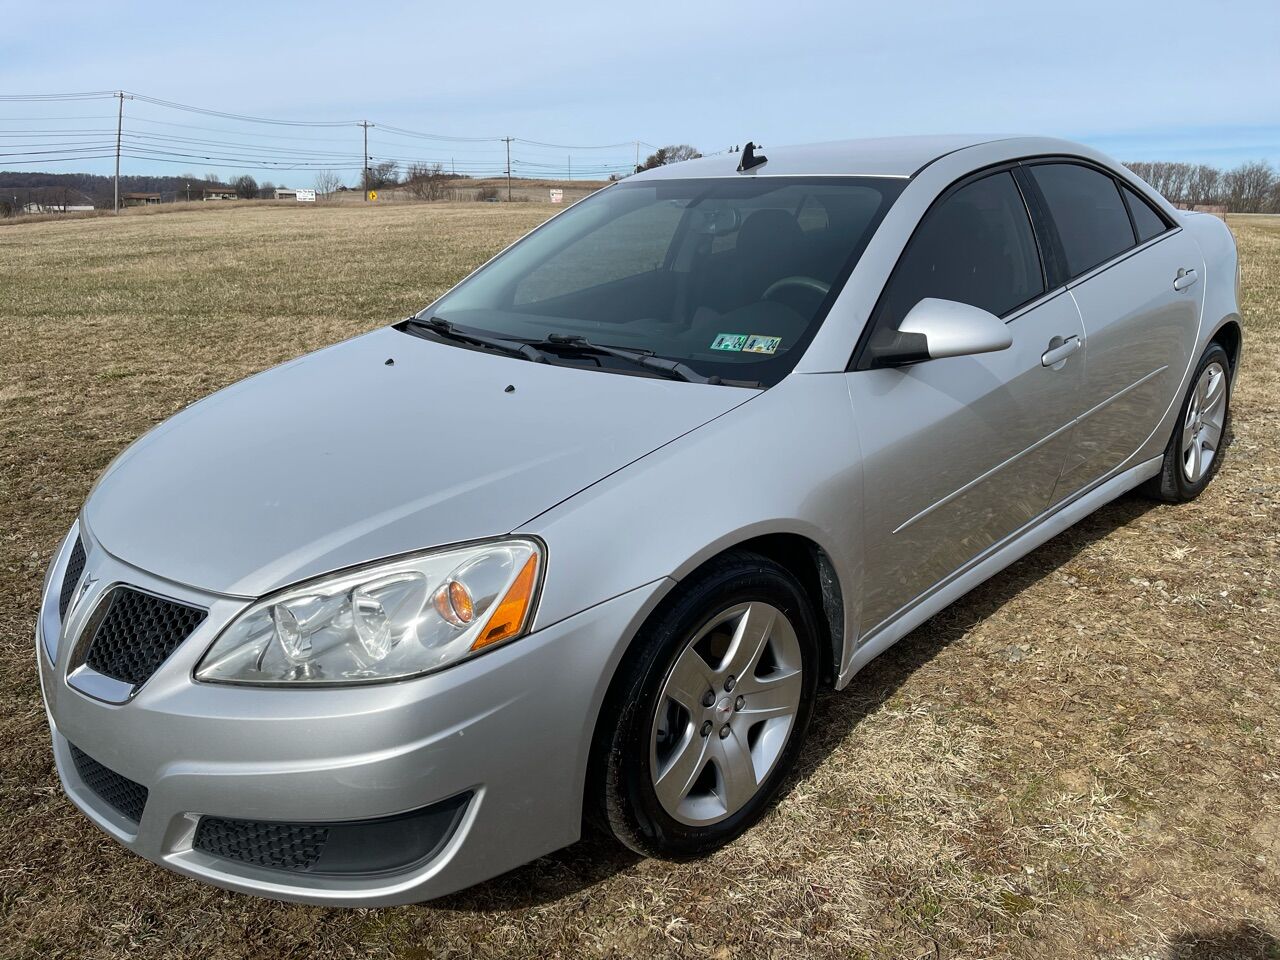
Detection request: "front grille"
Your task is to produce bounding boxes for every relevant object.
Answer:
[69,744,148,825]
[57,537,87,619]
[193,817,330,872]
[83,587,207,686]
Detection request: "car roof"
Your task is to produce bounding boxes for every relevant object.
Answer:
[628,134,1025,180]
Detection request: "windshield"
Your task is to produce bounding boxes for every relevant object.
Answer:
[421,176,904,386]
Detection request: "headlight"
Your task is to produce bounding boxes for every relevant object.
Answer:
[195,538,542,685]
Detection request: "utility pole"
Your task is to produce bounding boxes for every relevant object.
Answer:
[113,91,132,214]
[359,121,372,198]
[635,140,640,173]
[503,137,513,201]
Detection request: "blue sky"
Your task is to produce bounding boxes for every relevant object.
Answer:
[2,0,1277,186]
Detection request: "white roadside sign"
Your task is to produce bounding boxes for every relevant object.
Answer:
[296,189,317,202]
[549,189,564,204]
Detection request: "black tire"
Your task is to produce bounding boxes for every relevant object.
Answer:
[590,550,819,859]
[1142,342,1232,503]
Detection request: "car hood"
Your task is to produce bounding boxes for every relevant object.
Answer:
[84,327,754,598]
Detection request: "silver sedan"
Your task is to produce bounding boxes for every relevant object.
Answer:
[37,135,1241,905]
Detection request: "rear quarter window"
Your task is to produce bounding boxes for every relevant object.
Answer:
[1121,184,1170,243]
[1029,162,1137,278]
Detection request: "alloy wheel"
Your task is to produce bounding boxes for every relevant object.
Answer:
[1182,361,1227,484]
[649,601,803,826]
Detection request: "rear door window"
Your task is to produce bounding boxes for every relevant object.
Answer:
[1121,184,1170,243]
[1028,163,1136,277]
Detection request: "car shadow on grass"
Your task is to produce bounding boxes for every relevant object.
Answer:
[783,489,1165,792]
[1166,922,1280,959]
[432,488,1167,913]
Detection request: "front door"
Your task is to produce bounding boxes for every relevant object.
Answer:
[847,169,1087,636]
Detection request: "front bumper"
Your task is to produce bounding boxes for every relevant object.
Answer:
[38,524,667,905]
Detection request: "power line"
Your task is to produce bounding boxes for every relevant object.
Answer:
[125,115,364,144]
[375,122,503,144]
[125,91,359,127]
[514,136,644,150]
[0,116,116,124]
[0,145,115,156]
[0,91,119,102]
[1,87,658,192]
[1,154,117,164]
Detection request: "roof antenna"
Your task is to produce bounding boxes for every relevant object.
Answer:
[737,141,767,172]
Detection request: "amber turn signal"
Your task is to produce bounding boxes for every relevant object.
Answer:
[472,554,539,651]
[433,579,475,627]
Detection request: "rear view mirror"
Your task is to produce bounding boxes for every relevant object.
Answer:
[690,207,741,235]
[868,298,1012,368]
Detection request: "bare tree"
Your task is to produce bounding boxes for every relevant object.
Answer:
[231,174,258,200]
[1186,164,1221,206]
[362,160,399,192]
[314,169,344,197]
[404,162,450,200]
[258,180,276,199]
[1267,180,1280,215]
[1221,161,1276,213]
[637,144,702,172]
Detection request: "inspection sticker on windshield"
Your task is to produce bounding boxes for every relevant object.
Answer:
[744,335,782,354]
[710,333,748,352]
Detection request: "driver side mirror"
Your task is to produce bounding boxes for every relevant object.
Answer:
[867,298,1012,369]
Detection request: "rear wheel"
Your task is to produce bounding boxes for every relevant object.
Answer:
[593,551,818,858]
[1143,342,1231,503]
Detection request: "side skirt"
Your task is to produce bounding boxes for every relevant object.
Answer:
[835,455,1162,689]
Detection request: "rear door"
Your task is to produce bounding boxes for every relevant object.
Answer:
[847,169,1087,635]
[1022,161,1204,501]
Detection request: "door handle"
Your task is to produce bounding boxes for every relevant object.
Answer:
[1174,267,1199,291]
[1041,335,1081,367]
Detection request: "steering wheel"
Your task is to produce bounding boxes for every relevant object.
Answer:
[762,276,831,301]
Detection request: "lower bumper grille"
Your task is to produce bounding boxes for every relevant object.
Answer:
[69,744,148,825]
[192,792,471,876]
[193,818,329,872]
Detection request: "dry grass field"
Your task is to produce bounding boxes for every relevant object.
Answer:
[1,203,1277,960]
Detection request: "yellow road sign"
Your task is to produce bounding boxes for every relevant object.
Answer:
[368,190,378,201]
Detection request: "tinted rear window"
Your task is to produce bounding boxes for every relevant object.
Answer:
[1122,184,1169,243]
[1029,163,1136,277]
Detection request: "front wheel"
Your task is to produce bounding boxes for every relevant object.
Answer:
[592,551,819,858]
[1142,342,1232,503]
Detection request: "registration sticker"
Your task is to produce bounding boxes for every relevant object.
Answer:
[710,333,748,352]
[744,335,782,354]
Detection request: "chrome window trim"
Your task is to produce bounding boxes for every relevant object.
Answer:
[1064,226,1183,290]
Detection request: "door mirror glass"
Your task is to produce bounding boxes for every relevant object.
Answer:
[871,297,1012,367]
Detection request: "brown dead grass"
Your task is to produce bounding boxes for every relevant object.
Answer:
[0,204,1277,959]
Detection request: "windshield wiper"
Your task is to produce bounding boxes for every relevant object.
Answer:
[403,316,550,364]
[536,334,761,388]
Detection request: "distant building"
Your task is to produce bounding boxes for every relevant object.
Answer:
[122,192,161,207]
[23,203,95,214]
[203,188,238,201]
[273,187,298,200]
